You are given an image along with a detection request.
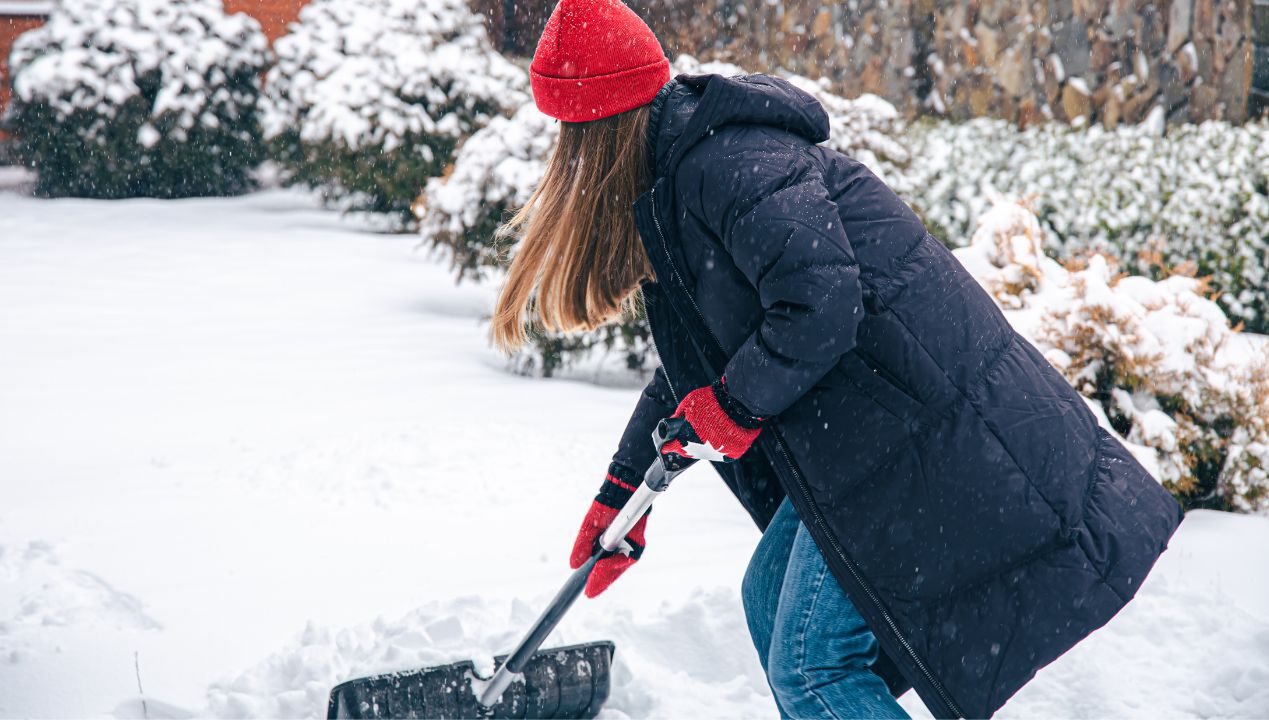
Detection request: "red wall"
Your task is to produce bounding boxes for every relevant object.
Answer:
[1,13,45,117]
[223,0,308,43]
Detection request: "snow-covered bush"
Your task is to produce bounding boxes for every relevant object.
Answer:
[3,0,271,198]
[262,0,527,229]
[417,55,911,373]
[417,102,556,281]
[950,194,1048,310]
[905,118,1269,332]
[957,198,1269,515]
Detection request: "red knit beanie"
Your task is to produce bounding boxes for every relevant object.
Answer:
[530,0,671,122]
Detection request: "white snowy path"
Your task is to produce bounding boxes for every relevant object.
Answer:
[0,187,1266,718]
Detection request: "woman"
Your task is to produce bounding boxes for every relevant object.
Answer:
[492,1,1184,717]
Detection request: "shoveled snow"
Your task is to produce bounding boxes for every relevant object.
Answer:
[1,188,1267,718]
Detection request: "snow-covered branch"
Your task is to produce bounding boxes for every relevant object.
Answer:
[261,0,527,228]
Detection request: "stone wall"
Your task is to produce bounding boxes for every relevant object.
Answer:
[475,0,1265,126]
[646,0,927,115]
[928,0,1255,126]
[474,0,928,114]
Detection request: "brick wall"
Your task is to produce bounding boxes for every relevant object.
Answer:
[223,0,308,42]
[1,13,45,116]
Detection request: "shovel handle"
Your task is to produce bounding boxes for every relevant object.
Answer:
[477,422,683,709]
[599,418,686,551]
[598,480,657,551]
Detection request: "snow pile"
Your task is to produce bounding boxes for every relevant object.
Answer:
[206,589,771,719]
[207,597,517,718]
[956,198,1269,514]
[207,544,1269,720]
[262,0,528,228]
[906,118,1269,332]
[416,55,908,374]
[3,0,271,198]
[0,539,167,717]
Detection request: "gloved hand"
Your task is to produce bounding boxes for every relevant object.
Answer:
[659,377,764,470]
[570,464,649,598]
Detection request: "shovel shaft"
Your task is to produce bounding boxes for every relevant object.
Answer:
[599,480,658,551]
[478,482,665,708]
[479,424,683,709]
[477,553,603,707]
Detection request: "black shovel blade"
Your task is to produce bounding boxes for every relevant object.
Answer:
[327,641,615,719]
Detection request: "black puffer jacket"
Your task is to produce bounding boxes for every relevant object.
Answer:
[610,73,1184,718]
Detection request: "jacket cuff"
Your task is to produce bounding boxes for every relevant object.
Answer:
[711,377,764,430]
[596,462,641,509]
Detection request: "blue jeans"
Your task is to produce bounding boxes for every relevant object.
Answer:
[742,499,910,719]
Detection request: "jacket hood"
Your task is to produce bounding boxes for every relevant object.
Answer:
[646,72,830,178]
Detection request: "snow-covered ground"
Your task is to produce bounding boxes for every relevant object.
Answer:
[1,186,1267,718]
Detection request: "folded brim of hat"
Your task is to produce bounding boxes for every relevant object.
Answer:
[531,57,670,122]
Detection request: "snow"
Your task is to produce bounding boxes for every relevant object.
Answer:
[0,166,36,192]
[0,1,53,14]
[1048,54,1066,83]
[2,188,1268,718]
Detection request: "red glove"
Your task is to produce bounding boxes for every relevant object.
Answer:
[570,465,648,598]
[659,377,764,468]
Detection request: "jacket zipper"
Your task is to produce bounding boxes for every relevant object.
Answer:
[644,331,680,406]
[648,187,965,719]
[648,188,731,360]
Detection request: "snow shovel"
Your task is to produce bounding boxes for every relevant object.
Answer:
[328,420,688,719]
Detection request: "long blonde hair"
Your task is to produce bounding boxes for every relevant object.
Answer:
[491,104,654,353]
